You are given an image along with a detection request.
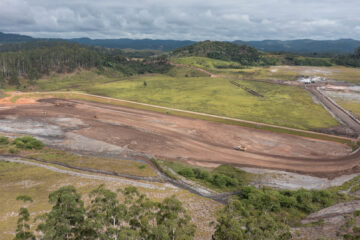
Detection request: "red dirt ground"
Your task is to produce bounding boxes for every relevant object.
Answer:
[1,97,359,178]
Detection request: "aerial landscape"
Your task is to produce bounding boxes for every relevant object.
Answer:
[2,0,360,239]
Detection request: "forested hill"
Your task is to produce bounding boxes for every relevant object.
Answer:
[0,41,171,87]
[172,41,262,65]
[0,32,34,44]
[0,41,101,86]
[69,38,196,51]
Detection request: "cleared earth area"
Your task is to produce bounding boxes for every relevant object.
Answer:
[0,97,358,178]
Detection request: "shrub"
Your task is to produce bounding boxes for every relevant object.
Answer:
[211,174,227,187]
[178,168,195,178]
[0,136,9,145]
[138,164,146,169]
[8,147,20,154]
[199,170,210,180]
[12,136,44,150]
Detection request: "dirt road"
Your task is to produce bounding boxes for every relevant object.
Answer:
[307,86,360,134]
[1,98,359,178]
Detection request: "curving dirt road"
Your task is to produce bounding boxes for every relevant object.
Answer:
[1,97,359,178]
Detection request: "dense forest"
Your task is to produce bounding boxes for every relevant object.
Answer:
[0,41,171,87]
[172,41,263,65]
[172,40,360,68]
[333,46,360,67]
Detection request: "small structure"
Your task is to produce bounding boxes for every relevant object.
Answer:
[234,145,246,151]
[298,76,326,84]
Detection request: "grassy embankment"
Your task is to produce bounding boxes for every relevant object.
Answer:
[0,136,156,177]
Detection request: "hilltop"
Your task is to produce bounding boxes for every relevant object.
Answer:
[0,32,34,44]
[172,41,262,65]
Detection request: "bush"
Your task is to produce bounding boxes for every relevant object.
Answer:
[178,168,195,178]
[0,136,9,145]
[8,147,20,154]
[12,136,44,150]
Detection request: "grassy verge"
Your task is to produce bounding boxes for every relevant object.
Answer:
[27,149,156,177]
[155,159,253,192]
[0,135,157,177]
[332,98,360,119]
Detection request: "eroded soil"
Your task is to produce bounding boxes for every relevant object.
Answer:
[0,97,358,178]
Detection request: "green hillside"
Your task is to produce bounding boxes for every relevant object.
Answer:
[172,41,262,65]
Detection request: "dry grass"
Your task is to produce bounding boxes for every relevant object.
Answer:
[0,160,221,240]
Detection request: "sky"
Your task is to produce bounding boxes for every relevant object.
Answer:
[0,0,360,41]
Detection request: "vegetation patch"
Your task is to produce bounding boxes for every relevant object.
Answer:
[12,136,44,150]
[160,160,253,192]
[0,136,9,145]
[12,185,196,240]
[212,186,347,240]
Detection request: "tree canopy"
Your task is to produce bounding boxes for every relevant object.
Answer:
[16,185,195,240]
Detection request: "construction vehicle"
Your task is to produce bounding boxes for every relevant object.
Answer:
[234,145,246,151]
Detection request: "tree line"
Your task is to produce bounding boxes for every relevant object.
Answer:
[0,41,171,87]
[14,185,195,240]
[333,46,360,67]
[172,40,360,68]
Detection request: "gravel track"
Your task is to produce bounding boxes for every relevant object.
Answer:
[0,156,169,190]
[307,86,360,133]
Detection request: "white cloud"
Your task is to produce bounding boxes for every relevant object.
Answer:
[0,0,359,40]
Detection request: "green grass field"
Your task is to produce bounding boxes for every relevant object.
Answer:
[36,68,125,91]
[82,74,338,130]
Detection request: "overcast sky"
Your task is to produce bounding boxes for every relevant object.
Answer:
[1,0,359,40]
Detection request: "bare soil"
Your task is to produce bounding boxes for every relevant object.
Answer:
[1,97,359,178]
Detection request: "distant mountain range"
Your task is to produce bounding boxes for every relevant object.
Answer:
[233,39,360,54]
[0,32,34,43]
[69,38,195,51]
[0,32,359,54]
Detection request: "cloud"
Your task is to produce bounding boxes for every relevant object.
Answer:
[0,0,359,40]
